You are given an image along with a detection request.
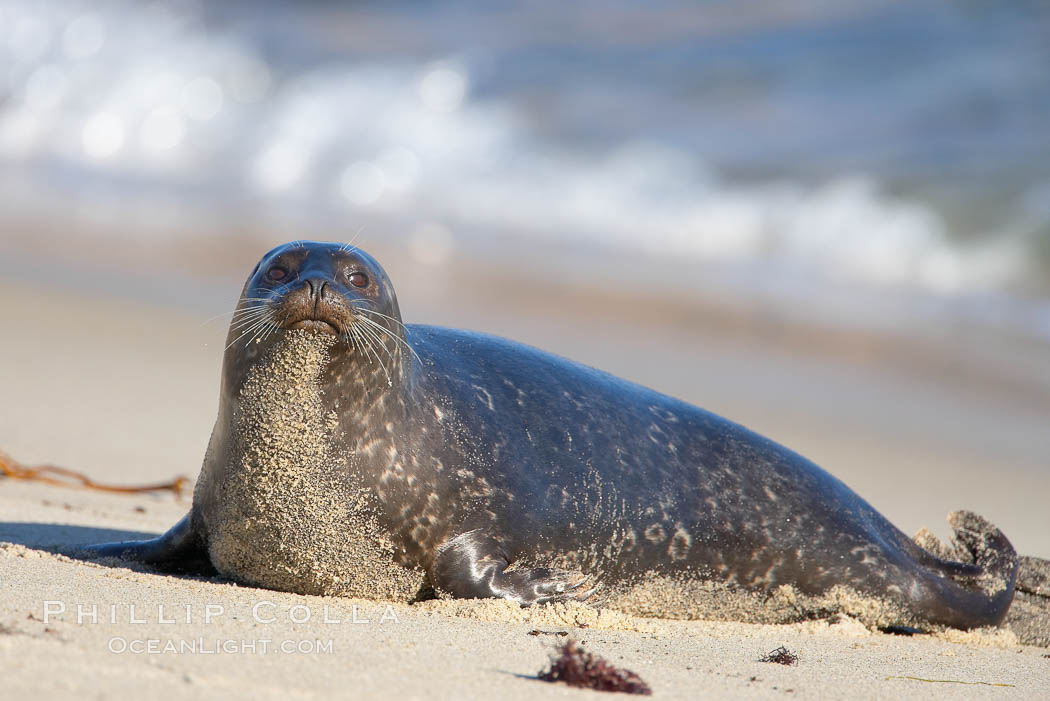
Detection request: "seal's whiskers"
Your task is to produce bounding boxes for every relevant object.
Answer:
[351,318,394,386]
[225,308,278,350]
[202,299,273,326]
[353,309,422,365]
[340,226,366,254]
[228,309,272,334]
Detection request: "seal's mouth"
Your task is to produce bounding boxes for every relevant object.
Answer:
[266,281,351,337]
[284,318,342,335]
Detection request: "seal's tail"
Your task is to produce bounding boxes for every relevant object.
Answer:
[913,510,1018,629]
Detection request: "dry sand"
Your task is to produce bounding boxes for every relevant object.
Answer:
[2,254,1050,699]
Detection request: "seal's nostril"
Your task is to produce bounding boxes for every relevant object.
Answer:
[304,278,328,299]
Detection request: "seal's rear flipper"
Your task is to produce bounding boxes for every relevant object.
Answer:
[1004,556,1050,647]
[430,530,597,605]
[948,510,1018,592]
[908,511,1018,628]
[914,512,1018,585]
[1017,556,1050,598]
[81,513,215,575]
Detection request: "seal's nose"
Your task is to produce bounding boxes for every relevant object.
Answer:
[304,278,329,300]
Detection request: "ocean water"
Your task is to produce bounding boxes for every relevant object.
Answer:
[1,0,1048,337]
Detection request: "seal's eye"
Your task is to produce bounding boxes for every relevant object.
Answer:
[267,266,289,282]
[349,271,369,288]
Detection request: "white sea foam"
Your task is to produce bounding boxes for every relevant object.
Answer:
[0,0,1043,321]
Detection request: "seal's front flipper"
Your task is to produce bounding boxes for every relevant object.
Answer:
[430,530,596,605]
[82,513,215,575]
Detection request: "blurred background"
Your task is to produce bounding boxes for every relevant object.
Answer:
[0,1,1048,554]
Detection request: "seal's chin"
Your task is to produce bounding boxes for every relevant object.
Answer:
[286,319,341,335]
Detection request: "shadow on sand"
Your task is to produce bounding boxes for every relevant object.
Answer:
[0,521,157,550]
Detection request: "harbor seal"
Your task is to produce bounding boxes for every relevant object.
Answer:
[85,240,1018,629]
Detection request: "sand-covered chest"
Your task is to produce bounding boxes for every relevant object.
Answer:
[195,331,423,599]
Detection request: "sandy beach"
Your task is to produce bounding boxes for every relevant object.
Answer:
[1,241,1048,699]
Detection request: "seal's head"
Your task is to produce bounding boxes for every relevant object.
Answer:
[225,240,406,364]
